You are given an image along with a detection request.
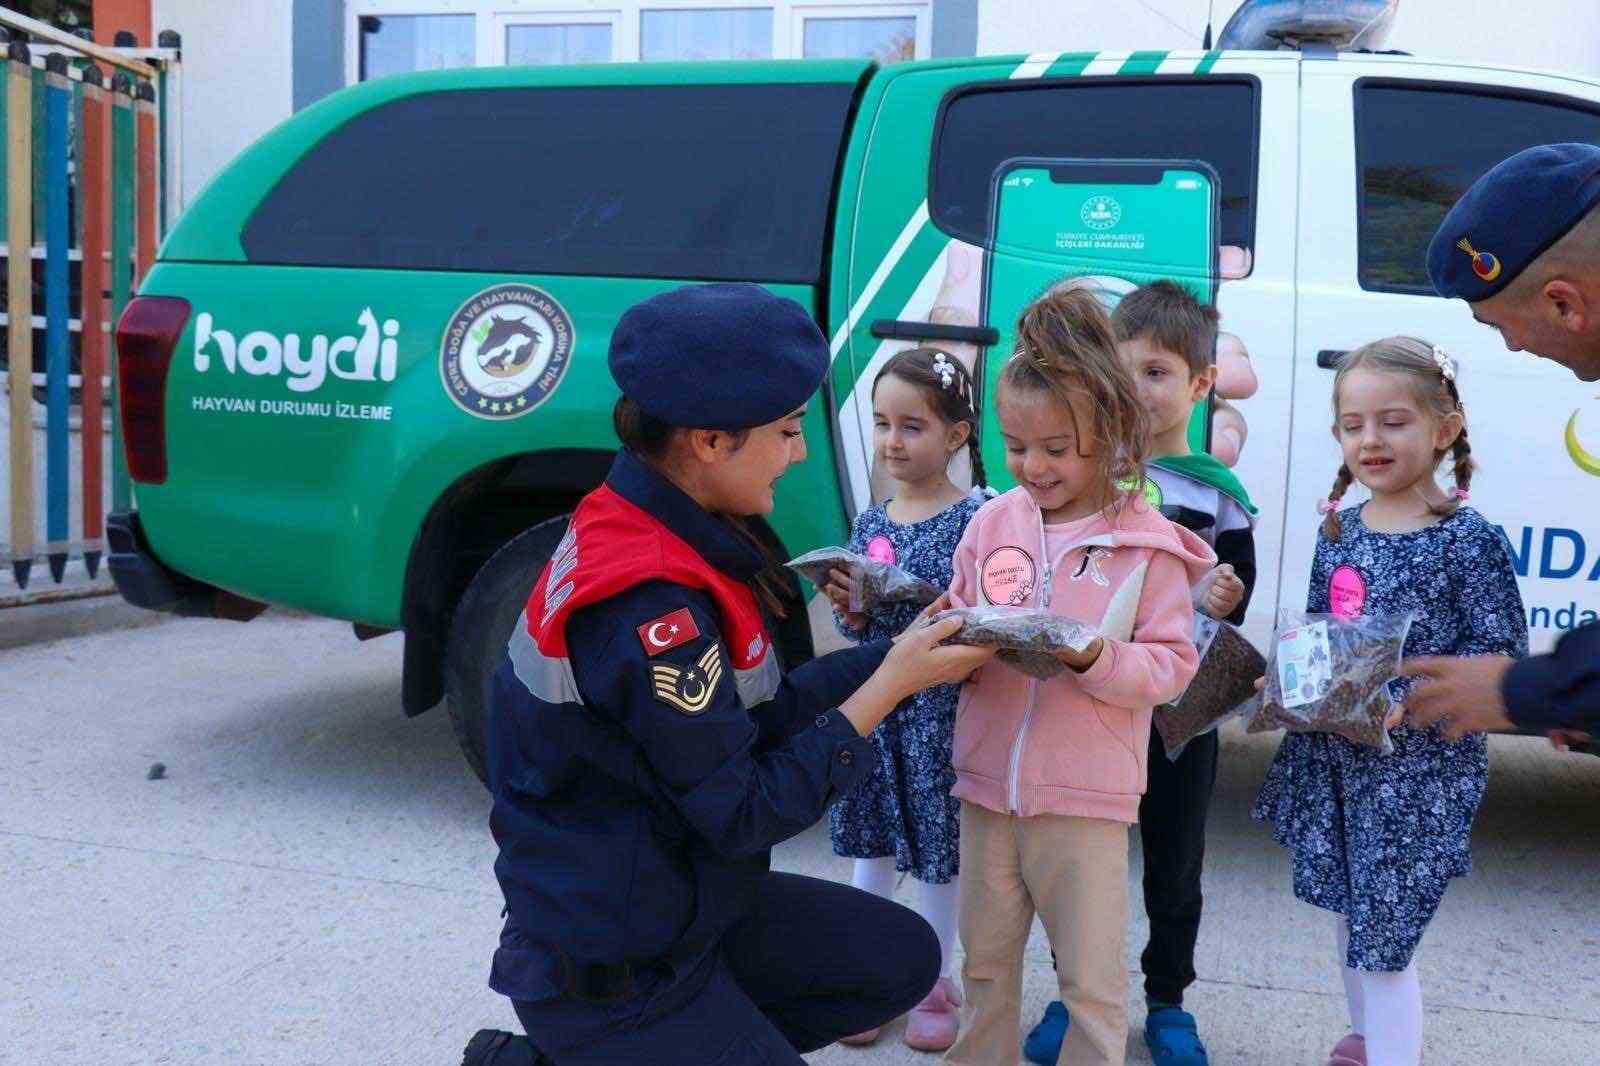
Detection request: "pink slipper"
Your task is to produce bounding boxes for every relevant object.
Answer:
[1327,1033,1367,1066]
[838,1027,881,1046]
[903,976,962,1052]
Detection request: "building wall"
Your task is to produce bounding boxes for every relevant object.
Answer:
[932,0,977,58]
[151,0,295,208]
[293,0,344,111]
[976,0,1600,77]
[148,0,1600,214]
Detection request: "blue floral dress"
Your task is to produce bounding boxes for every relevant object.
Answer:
[829,492,986,884]
[1252,505,1528,971]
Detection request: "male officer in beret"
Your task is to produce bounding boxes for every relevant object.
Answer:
[461,283,990,1065]
[1402,143,1600,744]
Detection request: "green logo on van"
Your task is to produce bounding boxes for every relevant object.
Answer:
[440,284,575,420]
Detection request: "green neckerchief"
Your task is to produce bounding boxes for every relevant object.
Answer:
[1148,453,1259,516]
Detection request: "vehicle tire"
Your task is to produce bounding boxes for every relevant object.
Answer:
[444,514,570,787]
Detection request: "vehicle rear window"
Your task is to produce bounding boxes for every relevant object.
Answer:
[930,78,1259,254]
[242,83,858,283]
[1357,81,1600,294]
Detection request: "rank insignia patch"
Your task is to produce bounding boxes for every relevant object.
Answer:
[652,644,724,715]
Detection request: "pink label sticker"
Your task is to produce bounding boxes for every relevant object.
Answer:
[865,535,896,565]
[980,545,1037,607]
[1329,565,1367,620]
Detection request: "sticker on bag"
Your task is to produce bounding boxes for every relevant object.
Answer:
[1276,622,1333,710]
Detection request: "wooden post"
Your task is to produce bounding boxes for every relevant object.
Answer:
[7,39,34,588]
[44,53,69,583]
[109,71,133,514]
[80,64,108,578]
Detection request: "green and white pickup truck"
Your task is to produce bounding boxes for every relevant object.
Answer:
[109,45,1600,776]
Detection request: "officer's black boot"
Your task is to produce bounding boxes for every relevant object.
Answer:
[461,1029,550,1066]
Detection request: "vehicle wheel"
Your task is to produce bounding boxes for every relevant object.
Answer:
[444,514,570,787]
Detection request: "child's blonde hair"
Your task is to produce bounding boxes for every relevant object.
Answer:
[1324,335,1474,539]
[996,286,1147,506]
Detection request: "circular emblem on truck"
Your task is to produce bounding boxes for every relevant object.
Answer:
[1080,194,1122,231]
[440,284,575,420]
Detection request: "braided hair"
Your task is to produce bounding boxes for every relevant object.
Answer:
[872,346,988,488]
[1323,336,1473,540]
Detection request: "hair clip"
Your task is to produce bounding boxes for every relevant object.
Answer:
[1431,344,1457,383]
[931,351,957,391]
[1452,487,1470,501]
[1317,498,1339,515]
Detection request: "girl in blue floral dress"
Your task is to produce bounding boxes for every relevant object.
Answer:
[822,347,986,1052]
[1253,338,1527,1066]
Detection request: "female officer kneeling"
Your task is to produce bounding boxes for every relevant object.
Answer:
[463,283,993,1066]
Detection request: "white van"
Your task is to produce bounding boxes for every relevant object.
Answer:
[828,39,1600,657]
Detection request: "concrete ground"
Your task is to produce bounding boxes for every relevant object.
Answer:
[4,612,1596,1065]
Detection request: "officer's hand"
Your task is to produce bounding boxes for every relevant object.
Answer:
[1399,655,1516,740]
[895,594,952,642]
[882,615,994,696]
[1547,728,1592,752]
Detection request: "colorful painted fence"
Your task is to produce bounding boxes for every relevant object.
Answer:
[0,12,179,598]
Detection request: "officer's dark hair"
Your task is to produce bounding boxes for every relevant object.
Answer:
[872,347,987,488]
[612,396,792,619]
[613,396,751,456]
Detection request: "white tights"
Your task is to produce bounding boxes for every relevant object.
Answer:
[1336,917,1423,1066]
[852,857,960,979]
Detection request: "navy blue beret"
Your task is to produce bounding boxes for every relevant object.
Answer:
[608,283,829,429]
[1428,143,1600,301]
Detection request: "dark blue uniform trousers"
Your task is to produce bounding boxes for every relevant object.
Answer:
[514,872,941,1064]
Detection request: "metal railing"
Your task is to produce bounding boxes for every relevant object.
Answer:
[0,10,180,600]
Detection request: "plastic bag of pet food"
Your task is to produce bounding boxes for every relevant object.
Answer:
[1245,609,1415,754]
[932,606,1098,680]
[786,547,943,613]
[1153,613,1266,761]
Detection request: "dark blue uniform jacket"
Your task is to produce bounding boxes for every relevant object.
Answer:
[486,452,888,1003]
[1505,621,1600,734]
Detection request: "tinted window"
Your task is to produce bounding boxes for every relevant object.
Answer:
[243,84,857,283]
[1358,83,1600,293]
[931,79,1259,252]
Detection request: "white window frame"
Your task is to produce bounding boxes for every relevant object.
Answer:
[790,2,929,64]
[345,0,484,86]
[488,9,626,65]
[344,0,930,83]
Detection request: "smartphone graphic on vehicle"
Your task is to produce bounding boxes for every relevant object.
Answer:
[979,159,1220,488]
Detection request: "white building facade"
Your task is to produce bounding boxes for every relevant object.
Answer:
[144,0,1600,212]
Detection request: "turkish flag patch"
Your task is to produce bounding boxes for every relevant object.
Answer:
[637,608,700,657]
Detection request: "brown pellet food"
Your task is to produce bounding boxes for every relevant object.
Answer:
[1246,610,1415,754]
[1154,615,1266,760]
[786,547,943,612]
[933,606,1097,680]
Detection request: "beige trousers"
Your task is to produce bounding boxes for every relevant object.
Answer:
[946,802,1130,1066]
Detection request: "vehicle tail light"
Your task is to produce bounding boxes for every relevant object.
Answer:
[115,296,191,485]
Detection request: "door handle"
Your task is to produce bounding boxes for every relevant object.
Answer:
[869,319,1000,346]
[1317,349,1348,369]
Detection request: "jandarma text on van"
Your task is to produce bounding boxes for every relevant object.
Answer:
[190,395,394,421]
[1523,601,1600,631]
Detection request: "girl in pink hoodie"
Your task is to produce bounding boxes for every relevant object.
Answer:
[944,288,1214,1066]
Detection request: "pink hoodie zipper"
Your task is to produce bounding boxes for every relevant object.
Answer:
[1003,503,1088,813]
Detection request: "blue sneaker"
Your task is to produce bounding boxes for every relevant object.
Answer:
[1144,1007,1210,1066]
[1022,1000,1068,1065]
